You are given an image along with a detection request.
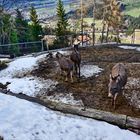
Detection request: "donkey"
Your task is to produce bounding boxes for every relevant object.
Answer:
[70,47,81,78]
[108,63,127,109]
[56,52,74,82]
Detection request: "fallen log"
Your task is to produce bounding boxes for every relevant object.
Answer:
[126,116,140,129]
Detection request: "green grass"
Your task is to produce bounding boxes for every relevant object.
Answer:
[125,8,140,17]
[83,18,102,29]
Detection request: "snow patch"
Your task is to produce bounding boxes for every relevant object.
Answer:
[0,77,57,96]
[0,53,48,78]
[81,65,103,78]
[52,50,71,57]
[47,93,83,106]
[0,93,139,140]
[119,46,137,50]
[118,46,140,51]
[0,57,37,77]
[0,58,10,62]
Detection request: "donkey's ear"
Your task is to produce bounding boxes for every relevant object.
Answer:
[110,74,112,79]
[110,74,113,81]
[116,75,121,83]
[110,74,114,80]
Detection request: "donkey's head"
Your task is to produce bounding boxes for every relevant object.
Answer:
[108,74,121,97]
[46,52,53,58]
[56,52,63,59]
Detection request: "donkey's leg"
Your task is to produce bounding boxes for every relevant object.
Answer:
[113,93,118,110]
[122,86,125,95]
[78,64,80,78]
[70,71,73,83]
[75,63,77,75]
[64,71,68,82]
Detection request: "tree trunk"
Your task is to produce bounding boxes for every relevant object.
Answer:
[106,25,109,43]
[101,23,105,43]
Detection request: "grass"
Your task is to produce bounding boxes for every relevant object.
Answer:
[123,30,140,44]
[83,18,102,29]
[83,18,140,44]
[125,8,140,17]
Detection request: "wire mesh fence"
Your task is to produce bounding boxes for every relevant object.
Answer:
[0,30,140,57]
[0,41,43,57]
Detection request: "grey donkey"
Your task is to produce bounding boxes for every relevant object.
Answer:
[108,63,127,109]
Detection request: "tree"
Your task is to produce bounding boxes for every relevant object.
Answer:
[0,11,13,45]
[9,32,20,56]
[15,8,29,43]
[53,0,69,48]
[29,6,42,41]
[101,0,123,43]
[56,0,68,36]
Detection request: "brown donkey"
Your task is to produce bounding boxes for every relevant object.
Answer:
[56,52,74,82]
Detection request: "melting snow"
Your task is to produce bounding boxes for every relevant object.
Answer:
[0,93,139,140]
[0,77,57,96]
[0,54,58,96]
[47,93,83,106]
[81,65,103,78]
[0,57,39,77]
[118,46,140,51]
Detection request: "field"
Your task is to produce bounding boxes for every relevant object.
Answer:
[123,0,140,17]
[31,45,140,118]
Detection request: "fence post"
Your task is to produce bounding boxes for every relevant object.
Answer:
[46,40,49,51]
[41,40,44,52]
[71,35,73,47]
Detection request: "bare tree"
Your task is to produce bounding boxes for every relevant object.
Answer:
[101,0,123,43]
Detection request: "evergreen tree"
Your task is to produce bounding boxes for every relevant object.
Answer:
[56,0,68,36]
[53,0,69,48]
[10,30,18,43]
[9,33,20,56]
[10,23,20,56]
[15,9,29,43]
[29,6,42,41]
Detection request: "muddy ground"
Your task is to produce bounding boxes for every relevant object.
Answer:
[32,46,140,118]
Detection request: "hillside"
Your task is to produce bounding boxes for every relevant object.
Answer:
[122,0,140,17]
[5,0,140,20]
[8,0,80,20]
